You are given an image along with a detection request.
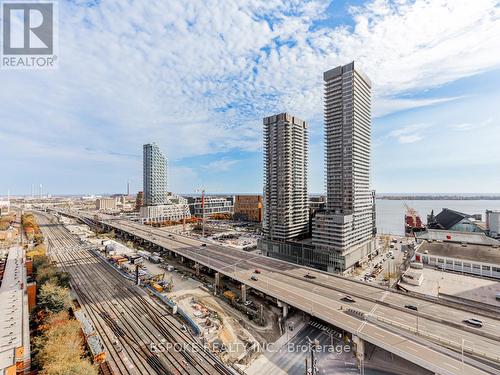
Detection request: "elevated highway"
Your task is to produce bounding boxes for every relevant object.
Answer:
[56,209,500,375]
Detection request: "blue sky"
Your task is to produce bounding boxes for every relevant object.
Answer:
[1,0,500,196]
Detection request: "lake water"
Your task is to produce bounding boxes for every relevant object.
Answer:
[376,200,500,235]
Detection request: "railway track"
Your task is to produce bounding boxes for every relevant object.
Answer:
[36,212,233,375]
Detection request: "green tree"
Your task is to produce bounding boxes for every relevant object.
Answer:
[38,282,72,313]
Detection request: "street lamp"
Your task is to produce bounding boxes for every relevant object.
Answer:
[461,338,473,374]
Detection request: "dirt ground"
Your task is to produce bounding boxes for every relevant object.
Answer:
[168,286,280,364]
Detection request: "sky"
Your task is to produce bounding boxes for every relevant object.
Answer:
[1,0,500,196]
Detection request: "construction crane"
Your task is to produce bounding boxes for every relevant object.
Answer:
[194,188,206,237]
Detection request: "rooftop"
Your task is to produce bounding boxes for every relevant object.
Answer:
[415,229,500,246]
[417,241,500,265]
[0,247,27,371]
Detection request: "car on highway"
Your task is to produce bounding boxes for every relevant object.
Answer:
[250,275,258,281]
[304,273,316,279]
[463,318,483,328]
[254,269,261,274]
[404,304,418,311]
[341,295,355,303]
[201,243,207,247]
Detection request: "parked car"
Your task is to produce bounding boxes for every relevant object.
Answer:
[244,300,253,306]
[341,295,355,303]
[404,304,418,311]
[463,318,483,328]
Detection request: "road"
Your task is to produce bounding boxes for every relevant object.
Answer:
[37,212,233,375]
[58,210,500,375]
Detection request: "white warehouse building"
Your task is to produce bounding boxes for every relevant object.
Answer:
[415,241,500,280]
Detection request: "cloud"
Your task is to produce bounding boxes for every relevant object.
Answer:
[1,0,500,193]
[202,159,240,172]
[448,117,494,131]
[374,96,464,118]
[388,123,431,144]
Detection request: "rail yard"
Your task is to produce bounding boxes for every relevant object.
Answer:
[36,211,233,375]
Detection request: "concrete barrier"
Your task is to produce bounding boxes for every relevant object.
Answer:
[439,293,500,316]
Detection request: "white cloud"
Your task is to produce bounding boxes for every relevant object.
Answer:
[374,96,464,118]
[1,0,500,192]
[448,117,494,131]
[388,123,431,144]
[397,134,423,144]
[202,159,240,172]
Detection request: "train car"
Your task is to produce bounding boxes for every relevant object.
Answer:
[74,309,106,363]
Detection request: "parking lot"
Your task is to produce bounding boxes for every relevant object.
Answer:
[402,267,500,307]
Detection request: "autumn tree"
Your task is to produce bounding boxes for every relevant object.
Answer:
[34,312,97,375]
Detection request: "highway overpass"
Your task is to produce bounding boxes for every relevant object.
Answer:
[54,209,500,375]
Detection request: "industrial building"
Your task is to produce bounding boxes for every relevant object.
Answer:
[486,210,500,239]
[234,195,263,222]
[0,247,31,374]
[415,241,500,279]
[95,197,117,211]
[192,196,234,218]
[262,113,309,241]
[415,229,500,246]
[427,208,484,232]
[312,62,377,273]
[143,143,168,206]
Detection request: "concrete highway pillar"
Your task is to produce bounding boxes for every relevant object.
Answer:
[180,256,184,263]
[241,284,247,303]
[352,334,365,368]
[282,303,289,319]
[195,263,200,276]
[277,300,289,319]
[214,272,220,287]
